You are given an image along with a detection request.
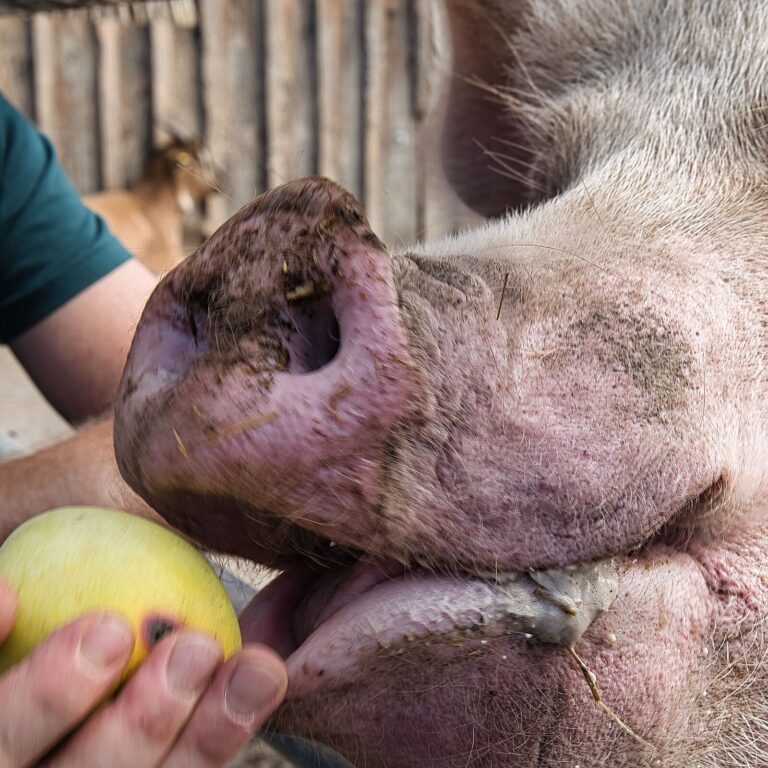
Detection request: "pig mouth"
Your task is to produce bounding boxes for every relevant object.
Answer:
[244,522,717,768]
[240,536,620,699]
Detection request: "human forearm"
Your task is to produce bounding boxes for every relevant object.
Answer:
[10,260,157,424]
[0,418,158,543]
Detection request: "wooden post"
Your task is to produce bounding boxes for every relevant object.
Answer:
[0,16,33,118]
[150,16,202,143]
[363,0,418,246]
[32,10,100,193]
[316,0,363,197]
[94,18,151,189]
[199,0,265,232]
[264,0,316,187]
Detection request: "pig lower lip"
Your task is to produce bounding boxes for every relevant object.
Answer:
[245,557,618,699]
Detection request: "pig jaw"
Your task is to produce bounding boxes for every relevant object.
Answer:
[272,526,768,768]
[274,551,716,768]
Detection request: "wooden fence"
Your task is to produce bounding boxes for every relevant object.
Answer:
[0,0,459,247]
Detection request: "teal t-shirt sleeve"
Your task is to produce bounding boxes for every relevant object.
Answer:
[0,95,131,342]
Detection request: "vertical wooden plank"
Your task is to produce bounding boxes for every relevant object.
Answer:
[362,0,385,231]
[364,0,418,246]
[265,0,316,187]
[95,18,151,189]
[224,0,265,208]
[316,0,363,197]
[95,19,121,187]
[412,0,437,123]
[32,10,100,193]
[414,0,455,240]
[199,0,229,231]
[0,17,33,119]
[150,18,202,142]
[200,0,264,231]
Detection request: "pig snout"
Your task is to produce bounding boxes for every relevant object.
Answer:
[115,177,418,564]
[117,176,725,575]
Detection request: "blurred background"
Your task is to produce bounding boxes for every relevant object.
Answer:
[0,0,451,247]
[0,0,472,459]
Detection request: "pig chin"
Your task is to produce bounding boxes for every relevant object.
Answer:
[115,178,729,766]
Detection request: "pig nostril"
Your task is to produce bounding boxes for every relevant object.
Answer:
[284,296,341,373]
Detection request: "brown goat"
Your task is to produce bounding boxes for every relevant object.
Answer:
[84,139,218,274]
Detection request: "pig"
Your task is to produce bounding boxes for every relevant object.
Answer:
[113,0,768,766]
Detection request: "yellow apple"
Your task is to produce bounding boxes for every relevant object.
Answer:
[0,506,242,677]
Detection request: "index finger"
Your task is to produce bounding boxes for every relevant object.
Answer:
[0,613,134,767]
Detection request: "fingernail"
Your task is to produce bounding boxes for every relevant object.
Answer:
[166,634,221,696]
[225,659,285,722]
[79,616,134,671]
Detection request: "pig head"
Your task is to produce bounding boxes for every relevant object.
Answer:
[114,0,768,766]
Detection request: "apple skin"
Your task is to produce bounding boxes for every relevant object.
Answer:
[0,507,242,677]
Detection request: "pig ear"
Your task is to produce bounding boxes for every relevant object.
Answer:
[439,0,538,218]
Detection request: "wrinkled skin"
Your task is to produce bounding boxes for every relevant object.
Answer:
[115,1,768,766]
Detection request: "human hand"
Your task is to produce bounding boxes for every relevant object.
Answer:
[0,581,287,767]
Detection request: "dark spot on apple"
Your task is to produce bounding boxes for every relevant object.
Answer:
[143,614,179,648]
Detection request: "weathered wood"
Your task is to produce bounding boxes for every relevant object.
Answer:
[415,0,456,240]
[316,0,362,197]
[0,0,197,26]
[413,0,433,121]
[221,0,265,210]
[0,0,128,11]
[150,17,202,142]
[95,18,151,189]
[363,0,419,246]
[0,17,33,118]
[32,10,100,193]
[264,0,316,187]
[199,0,233,230]
[200,0,265,232]
[4,0,445,240]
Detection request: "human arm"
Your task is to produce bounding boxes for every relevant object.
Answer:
[0,257,161,540]
[0,418,158,543]
[0,93,161,532]
[0,265,286,763]
[10,258,157,424]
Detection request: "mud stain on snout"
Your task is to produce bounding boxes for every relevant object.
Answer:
[558,304,696,421]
